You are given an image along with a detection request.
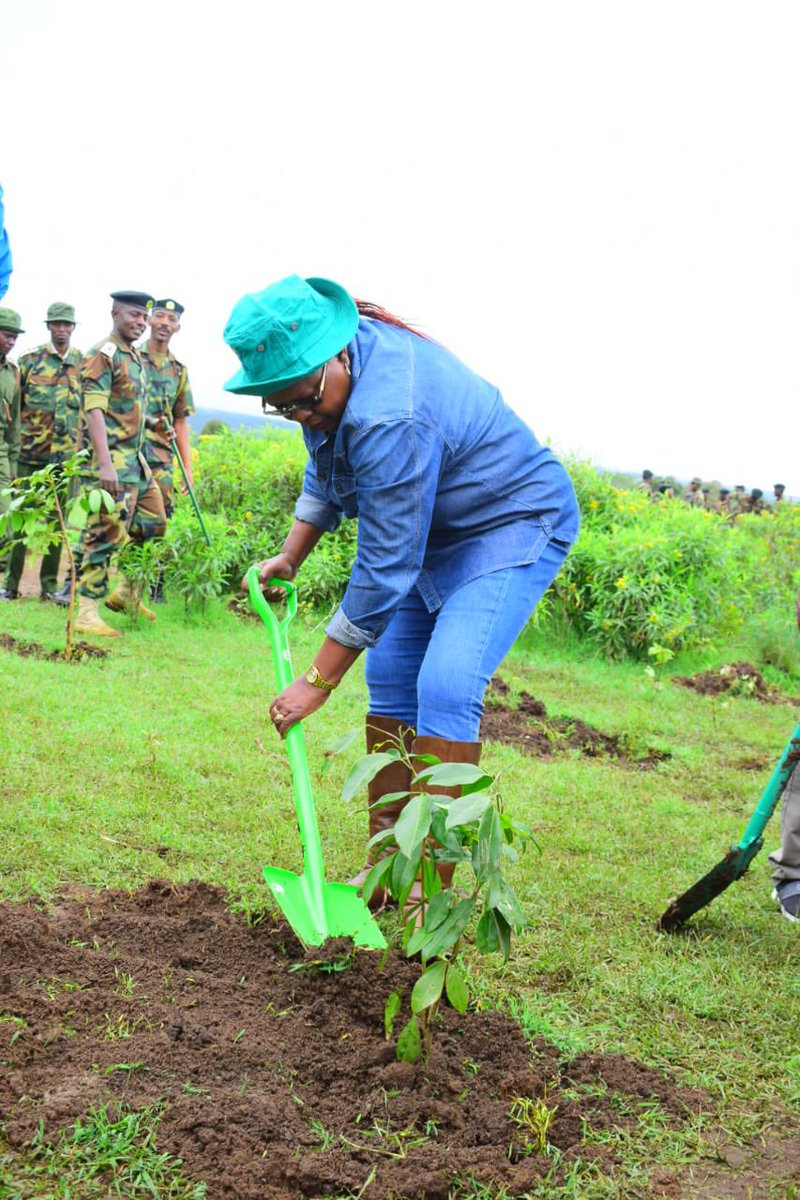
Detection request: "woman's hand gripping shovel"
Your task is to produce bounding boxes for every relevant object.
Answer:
[657,721,800,931]
[247,567,386,950]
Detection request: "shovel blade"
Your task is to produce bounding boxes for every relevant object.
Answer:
[657,838,764,932]
[263,867,387,949]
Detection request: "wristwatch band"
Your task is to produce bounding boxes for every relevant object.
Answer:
[305,664,337,692]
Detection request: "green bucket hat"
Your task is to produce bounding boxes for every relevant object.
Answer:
[46,301,76,323]
[0,306,24,334]
[223,275,359,397]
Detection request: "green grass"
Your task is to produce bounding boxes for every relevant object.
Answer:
[0,1103,205,1198]
[1,593,799,1198]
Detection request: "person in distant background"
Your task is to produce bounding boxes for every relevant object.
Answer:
[637,468,654,494]
[768,587,800,922]
[1,302,82,603]
[682,476,703,506]
[729,484,747,517]
[748,487,766,514]
[774,483,787,506]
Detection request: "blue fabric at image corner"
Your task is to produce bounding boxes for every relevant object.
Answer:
[294,317,580,649]
[0,186,12,301]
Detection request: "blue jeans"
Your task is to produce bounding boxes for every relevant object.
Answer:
[364,538,569,740]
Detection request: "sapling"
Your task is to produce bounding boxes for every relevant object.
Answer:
[1,451,114,659]
[342,741,533,1063]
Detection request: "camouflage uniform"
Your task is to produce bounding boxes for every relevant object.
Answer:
[77,333,166,600]
[4,343,82,593]
[0,354,20,536]
[140,340,194,518]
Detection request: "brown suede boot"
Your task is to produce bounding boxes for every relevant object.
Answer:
[405,735,483,922]
[349,714,415,909]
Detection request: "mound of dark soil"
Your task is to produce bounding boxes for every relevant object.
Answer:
[671,661,800,706]
[0,633,108,662]
[481,683,669,768]
[0,881,701,1199]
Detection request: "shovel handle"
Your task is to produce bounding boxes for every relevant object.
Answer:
[738,721,800,849]
[246,568,299,692]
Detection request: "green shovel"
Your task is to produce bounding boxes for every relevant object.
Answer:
[247,567,386,950]
[658,721,800,931]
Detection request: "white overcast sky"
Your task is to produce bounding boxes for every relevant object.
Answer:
[3,1,798,490]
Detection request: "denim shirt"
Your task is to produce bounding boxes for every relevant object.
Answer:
[295,318,580,649]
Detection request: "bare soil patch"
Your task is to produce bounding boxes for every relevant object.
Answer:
[0,632,108,662]
[481,680,670,768]
[0,881,702,1199]
[671,661,800,706]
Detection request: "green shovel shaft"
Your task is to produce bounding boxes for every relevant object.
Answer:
[167,424,211,546]
[738,721,800,849]
[246,568,328,903]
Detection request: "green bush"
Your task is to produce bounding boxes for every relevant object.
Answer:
[184,427,356,609]
[544,460,799,659]
[165,434,798,661]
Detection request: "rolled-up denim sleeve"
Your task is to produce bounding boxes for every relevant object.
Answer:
[326,419,443,649]
[294,457,343,532]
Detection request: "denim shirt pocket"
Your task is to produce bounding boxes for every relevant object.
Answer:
[332,471,357,518]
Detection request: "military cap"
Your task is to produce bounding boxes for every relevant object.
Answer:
[0,306,24,333]
[153,298,184,315]
[642,469,653,479]
[110,290,155,310]
[751,488,763,499]
[691,476,702,485]
[774,483,785,491]
[46,301,76,323]
[720,487,730,495]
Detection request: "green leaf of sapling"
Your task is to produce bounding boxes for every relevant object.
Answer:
[393,794,432,859]
[342,753,398,804]
[411,961,446,1014]
[445,966,469,1013]
[396,1015,422,1063]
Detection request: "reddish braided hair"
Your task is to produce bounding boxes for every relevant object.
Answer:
[354,299,429,340]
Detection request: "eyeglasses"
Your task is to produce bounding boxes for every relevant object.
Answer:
[264,361,328,419]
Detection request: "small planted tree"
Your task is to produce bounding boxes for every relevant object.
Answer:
[0,451,114,659]
[342,743,533,1063]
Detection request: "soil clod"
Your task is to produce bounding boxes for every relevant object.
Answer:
[671,661,800,706]
[481,682,670,767]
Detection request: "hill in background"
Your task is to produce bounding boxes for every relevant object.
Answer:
[188,406,281,433]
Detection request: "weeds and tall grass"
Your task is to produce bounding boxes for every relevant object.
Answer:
[0,1104,206,1198]
[98,429,798,661]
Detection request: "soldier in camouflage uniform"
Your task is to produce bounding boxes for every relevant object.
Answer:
[0,307,22,560]
[74,291,167,638]
[682,476,704,506]
[1,303,82,602]
[140,299,194,600]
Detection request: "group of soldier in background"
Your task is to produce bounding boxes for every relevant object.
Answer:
[638,470,790,516]
[0,292,194,635]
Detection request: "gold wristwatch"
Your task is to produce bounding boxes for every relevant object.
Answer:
[305,664,337,692]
